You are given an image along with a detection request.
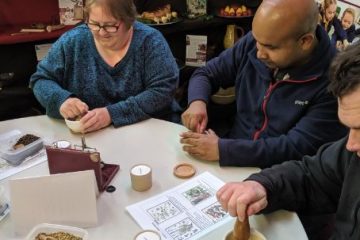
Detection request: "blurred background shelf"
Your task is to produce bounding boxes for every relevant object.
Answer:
[0,26,74,45]
[0,0,259,121]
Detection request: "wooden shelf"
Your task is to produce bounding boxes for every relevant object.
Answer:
[0,15,253,45]
[151,15,254,35]
[0,25,75,45]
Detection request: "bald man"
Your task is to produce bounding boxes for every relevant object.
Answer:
[180,0,346,168]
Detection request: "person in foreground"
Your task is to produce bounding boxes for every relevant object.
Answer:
[180,0,346,168]
[217,42,360,239]
[30,0,178,133]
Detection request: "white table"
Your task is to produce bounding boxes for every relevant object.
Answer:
[0,116,308,240]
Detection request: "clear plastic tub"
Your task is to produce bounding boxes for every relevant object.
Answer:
[0,130,43,165]
[26,223,89,240]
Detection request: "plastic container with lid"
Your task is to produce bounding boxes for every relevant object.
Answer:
[26,223,89,240]
[0,130,43,165]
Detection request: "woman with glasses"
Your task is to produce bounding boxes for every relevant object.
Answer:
[30,0,179,133]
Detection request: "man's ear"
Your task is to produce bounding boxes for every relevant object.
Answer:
[299,33,315,50]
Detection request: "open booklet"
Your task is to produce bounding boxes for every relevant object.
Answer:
[126,172,232,240]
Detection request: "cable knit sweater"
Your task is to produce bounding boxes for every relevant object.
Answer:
[30,22,178,127]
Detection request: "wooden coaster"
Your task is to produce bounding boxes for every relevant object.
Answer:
[173,163,196,178]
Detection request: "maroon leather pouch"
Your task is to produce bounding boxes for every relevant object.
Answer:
[45,146,119,192]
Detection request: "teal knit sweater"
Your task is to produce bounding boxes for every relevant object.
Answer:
[30,22,178,127]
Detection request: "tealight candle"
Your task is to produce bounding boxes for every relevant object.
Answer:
[54,140,71,149]
[134,230,161,240]
[130,164,152,191]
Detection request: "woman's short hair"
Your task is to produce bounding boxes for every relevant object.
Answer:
[84,0,137,29]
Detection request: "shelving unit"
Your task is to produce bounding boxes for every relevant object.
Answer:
[0,0,62,44]
[147,15,253,35]
[154,15,253,108]
[0,26,75,45]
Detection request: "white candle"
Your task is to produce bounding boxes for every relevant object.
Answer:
[54,140,71,149]
[134,230,161,240]
[130,164,152,191]
[131,165,151,176]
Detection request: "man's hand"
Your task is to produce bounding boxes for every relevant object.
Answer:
[60,98,88,119]
[80,107,112,133]
[216,181,268,221]
[181,100,208,133]
[180,129,219,161]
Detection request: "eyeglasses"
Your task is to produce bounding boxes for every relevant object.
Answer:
[87,22,120,33]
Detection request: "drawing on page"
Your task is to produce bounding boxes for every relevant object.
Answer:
[147,200,182,223]
[202,202,228,222]
[166,217,201,240]
[182,184,212,205]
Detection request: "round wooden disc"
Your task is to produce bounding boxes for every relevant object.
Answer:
[173,163,196,178]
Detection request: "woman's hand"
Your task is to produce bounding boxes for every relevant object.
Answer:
[81,107,112,133]
[60,98,89,120]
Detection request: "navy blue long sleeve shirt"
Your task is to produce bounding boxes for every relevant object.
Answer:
[187,26,346,168]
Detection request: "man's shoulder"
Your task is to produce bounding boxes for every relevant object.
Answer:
[231,31,257,59]
[239,31,256,46]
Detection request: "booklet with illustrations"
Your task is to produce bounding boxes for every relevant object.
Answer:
[126,172,232,240]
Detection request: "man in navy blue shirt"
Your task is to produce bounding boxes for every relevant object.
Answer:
[180,0,346,168]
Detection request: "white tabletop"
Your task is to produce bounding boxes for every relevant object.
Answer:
[0,116,308,240]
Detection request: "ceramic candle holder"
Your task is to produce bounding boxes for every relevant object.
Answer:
[130,164,152,192]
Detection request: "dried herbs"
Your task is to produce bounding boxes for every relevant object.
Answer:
[13,134,40,150]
